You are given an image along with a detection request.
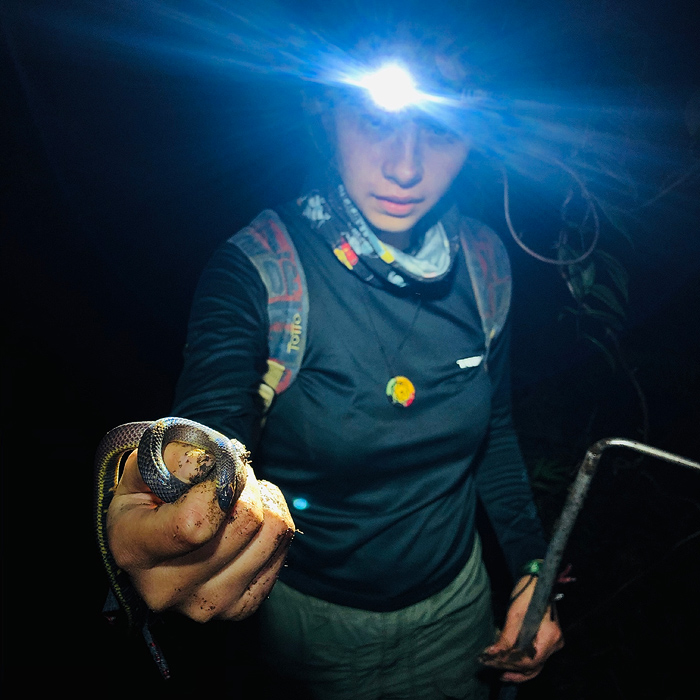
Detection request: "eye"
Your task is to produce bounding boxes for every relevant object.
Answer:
[421,118,461,144]
[359,110,394,134]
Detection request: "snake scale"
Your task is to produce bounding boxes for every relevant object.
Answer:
[94,417,248,629]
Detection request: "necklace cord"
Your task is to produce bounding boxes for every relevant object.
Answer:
[361,288,423,375]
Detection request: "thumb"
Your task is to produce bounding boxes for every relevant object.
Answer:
[483,624,517,655]
[117,441,218,500]
[109,446,232,565]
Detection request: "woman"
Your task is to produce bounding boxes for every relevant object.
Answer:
[105,29,563,699]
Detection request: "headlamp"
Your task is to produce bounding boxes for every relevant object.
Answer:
[350,63,427,112]
[325,54,488,139]
[339,60,475,120]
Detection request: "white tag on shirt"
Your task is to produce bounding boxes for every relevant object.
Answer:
[456,355,483,369]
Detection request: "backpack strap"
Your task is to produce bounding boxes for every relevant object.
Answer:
[231,209,308,413]
[459,217,512,363]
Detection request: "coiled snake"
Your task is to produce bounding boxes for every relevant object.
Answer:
[94,417,248,631]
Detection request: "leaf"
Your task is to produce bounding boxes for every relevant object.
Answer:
[594,196,634,246]
[581,308,625,332]
[580,261,596,291]
[531,458,570,493]
[557,242,580,263]
[582,332,617,372]
[588,283,626,317]
[566,273,582,300]
[558,241,596,300]
[567,262,596,301]
[559,306,581,322]
[594,250,630,303]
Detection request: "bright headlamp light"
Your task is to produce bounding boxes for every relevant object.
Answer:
[340,60,475,119]
[350,63,426,112]
[328,56,486,136]
[343,62,435,112]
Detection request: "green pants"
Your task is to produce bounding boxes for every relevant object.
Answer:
[257,538,495,700]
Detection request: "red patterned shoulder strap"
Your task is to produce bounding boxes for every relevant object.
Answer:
[459,217,512,363]
[231,210,308,413]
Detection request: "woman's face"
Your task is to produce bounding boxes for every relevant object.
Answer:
[329,99,470,236]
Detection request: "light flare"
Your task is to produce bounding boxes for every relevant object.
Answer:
[15,1,691,231]
[349,63,425,112]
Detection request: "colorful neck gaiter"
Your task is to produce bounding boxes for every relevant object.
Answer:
[297,179,461,289]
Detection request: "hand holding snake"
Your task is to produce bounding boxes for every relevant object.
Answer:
[97,418,295,623]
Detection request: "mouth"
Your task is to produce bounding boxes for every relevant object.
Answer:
[373,195,424,217]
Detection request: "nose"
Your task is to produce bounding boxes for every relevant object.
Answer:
[381,122,423,189]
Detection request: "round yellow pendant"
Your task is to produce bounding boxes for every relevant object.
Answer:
[386,376,415,407]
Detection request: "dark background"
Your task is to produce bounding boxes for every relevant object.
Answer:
[2,1,699,696]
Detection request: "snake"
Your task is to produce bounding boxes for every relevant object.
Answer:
[94,416,248,630]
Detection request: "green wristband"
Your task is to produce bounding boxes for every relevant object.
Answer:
[520,558,545,577]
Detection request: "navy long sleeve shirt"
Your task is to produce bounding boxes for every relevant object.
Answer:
[172,205,546,611]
